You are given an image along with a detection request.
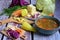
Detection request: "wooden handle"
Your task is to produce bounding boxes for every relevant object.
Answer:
[0,17,20,26]
[0,18,12,26]
[0,17,34,26]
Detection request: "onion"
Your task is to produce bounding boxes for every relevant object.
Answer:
[7,29,20,39]
[20,0,29,6]
[32,13,40,19]
[10,0,29,7]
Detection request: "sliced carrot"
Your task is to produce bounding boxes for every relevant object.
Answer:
[16,28,25,35]
[53,24,58,28]
[12,9,22,17]
[42,18,47,22]
[16,29,21,34]
[49,13,54,16]
[46,28,52,30]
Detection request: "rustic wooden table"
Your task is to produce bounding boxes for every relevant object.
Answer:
[0,0,60,40]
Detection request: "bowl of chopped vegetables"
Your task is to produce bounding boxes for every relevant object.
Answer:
[34,16,60,35]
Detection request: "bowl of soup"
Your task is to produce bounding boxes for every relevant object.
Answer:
[34,16,60,35]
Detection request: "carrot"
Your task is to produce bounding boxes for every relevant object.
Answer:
[16,29,22,34]
[16,28,25,35]
[49,13,54,16]
[12,9,22,17]
[42,18,47,22]
[53,24,58,28]
[46,28,51,30]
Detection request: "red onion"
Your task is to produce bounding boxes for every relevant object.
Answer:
[7,29,20,39]
[10,0,29,7]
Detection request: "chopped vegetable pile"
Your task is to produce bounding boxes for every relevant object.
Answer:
[0,3,55,32]
[5,25,26,39]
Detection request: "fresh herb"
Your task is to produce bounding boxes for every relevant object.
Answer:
[0,6,27,16]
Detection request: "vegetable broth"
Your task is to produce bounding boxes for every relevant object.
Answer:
[36,18,58,30]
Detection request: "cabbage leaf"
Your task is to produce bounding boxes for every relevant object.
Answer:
[36,0,55,16]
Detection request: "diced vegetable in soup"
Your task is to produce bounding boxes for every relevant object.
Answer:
[36,18,58,30]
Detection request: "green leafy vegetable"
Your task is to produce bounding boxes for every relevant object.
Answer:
[41,4,55,16]
[36,0,53,10]
[0,6,27,16]
[51,0,55,3]
[4,6,21,16]
[36,0,55,16]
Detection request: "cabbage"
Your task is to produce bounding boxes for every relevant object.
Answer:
[7,29,19,39]
[36,0,55,16]
[51,0,55,3]
[10,0,29,7]
[41,4,55,16]
[20,0,29,6]
[36,0,53,10]
[32,12,40,18]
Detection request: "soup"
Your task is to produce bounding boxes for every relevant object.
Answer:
[36,18,58,30]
